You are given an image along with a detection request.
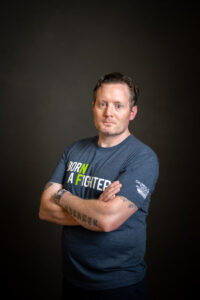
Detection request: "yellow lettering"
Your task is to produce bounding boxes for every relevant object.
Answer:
[75,174,83,185]
[79,163,89,174]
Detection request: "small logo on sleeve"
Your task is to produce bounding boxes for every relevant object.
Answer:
[136,180,150,199]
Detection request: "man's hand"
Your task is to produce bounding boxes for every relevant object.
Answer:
[39,182,80,226]
[98,181,122,202]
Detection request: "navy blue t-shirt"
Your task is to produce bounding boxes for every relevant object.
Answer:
[50,134,159,290]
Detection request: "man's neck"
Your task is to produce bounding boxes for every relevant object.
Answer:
[98,130,131,148]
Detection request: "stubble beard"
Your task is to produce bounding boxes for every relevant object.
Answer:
[98,124,129,138]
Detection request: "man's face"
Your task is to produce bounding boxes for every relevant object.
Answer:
[93,83,137,137]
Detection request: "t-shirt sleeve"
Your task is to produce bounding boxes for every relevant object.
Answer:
[49,147,69,185]
[117,149,159,210]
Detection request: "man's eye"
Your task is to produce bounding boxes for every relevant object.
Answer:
[100,102,106,107]
[116,104,122,109]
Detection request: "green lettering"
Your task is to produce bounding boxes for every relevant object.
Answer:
[75,174,83,185]
[79,163,89,175]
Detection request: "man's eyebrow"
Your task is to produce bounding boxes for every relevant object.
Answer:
[112,100,124,105]
[97,99,123,104]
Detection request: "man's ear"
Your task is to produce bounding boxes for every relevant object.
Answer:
[129,105,138,121]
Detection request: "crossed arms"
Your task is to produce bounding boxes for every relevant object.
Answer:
[39,181,138,232]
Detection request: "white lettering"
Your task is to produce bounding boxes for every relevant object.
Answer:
[103,180,111,191]
[67,161,73,171]
[135,180,149,199]
[67,161,112,192]
[67,172,74,183]
[84,175,90,187]
[71,162,78,172]
[97,178,104,191]
[74,162,82,173]
[92,177,98,189]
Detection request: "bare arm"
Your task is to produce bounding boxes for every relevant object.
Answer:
[58,181,138,232]
[39,181,138,231]
[39,182,80,226]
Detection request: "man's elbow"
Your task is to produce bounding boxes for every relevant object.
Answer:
[38,204,48,221]
[101,223,120,232]
[99,216,120,232]
[38,208,45,220]
[38,195,51,221]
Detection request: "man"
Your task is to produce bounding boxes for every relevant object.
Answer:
[39,72,159,300]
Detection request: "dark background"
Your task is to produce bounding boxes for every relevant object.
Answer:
[1,1,199,299]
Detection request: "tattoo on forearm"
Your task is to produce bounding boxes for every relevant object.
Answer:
[44,182,54,191]
[63,204,98,227]
[128,202,135,209]
[119,196,137,209]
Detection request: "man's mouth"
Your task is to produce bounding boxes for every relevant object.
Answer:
[103,120,115,125]
[103,123,114,127]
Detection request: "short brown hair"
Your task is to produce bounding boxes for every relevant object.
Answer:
[93,72,139,108]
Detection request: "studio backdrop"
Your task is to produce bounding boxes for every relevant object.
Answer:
[1,1,199,299]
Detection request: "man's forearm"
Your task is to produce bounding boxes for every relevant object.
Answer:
[59,192,109,231]
[39,199,81,226]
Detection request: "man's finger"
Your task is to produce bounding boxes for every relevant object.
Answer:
[100,185,122,202]
[106,181,121,191]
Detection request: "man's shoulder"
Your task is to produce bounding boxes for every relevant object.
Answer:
[129,134,159,162]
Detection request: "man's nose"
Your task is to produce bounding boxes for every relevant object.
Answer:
[104,105,113,117]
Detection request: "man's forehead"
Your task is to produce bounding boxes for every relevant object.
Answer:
[99,82,129,89]
[96,83,130,97]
